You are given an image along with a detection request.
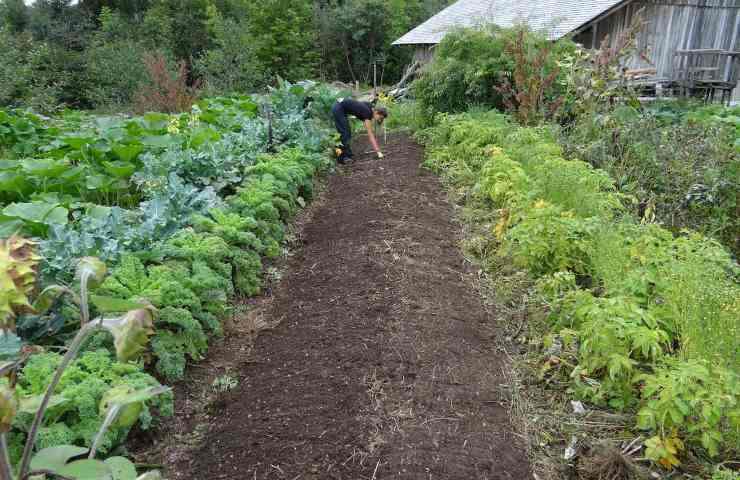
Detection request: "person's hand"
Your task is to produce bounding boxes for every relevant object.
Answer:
[377,151,384,159]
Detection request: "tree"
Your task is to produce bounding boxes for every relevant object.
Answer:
[142,0,212,61]
[0,0,29,32]
[80,0,152,17]
[244,0,320,81]
[84,8,149,108]
[194,14,267,94]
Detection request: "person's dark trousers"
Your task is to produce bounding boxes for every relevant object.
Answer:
[332,102,352,162]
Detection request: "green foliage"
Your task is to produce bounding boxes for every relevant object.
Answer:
[385,99,431,133]
[0,28,74,113]
[504,201,598,276]
[2,0,456,109]
[418,109,740,464]
[712,467,740,480]
[84,12,149,109]
[637,359,738,459]
[414,26,574,119]
[194,16,266,96]
[1,77,334,478]
[562,104,739,255]
[143,0,211,61]
[562,291,670,409]
[242,0,318,81]
[10,349,172,461]
[99,255,217,381]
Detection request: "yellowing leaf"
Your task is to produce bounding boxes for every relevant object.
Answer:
[0,236,40,330]
[101,307,156,362]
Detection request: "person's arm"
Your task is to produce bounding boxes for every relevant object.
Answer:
[364,120,383,158]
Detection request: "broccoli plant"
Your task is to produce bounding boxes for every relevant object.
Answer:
[0,236,168,479]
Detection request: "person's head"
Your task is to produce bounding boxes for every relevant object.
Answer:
[373,107,388,125]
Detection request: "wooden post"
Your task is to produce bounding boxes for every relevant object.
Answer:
[591,21,599,49]
[373,62,377,95]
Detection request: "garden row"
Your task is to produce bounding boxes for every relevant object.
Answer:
[562,102,739,256]
[417,110,739,469]
[1,81,344,477]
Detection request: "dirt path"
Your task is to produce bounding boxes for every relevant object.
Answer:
[145,133,530,479]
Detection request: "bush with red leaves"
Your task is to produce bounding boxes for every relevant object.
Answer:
[134,53,201,113]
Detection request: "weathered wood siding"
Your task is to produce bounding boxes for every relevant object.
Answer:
[574,0,740,101]
[413,45,436,64]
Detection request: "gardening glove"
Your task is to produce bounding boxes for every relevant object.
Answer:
[377,151,384,159]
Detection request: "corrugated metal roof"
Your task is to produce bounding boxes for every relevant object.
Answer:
[392,0,629,45]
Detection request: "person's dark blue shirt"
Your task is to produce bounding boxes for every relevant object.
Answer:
[339,99,373,121]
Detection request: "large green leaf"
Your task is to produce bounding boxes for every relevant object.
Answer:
[0,217,24,237]
[111,144,144,163]
[0,171,29,196]
[105,457,138,480]
[62,136,96,150]
[0,332,22,360]
[87,205,112,221]
[141,113,170,131]
[3,202,68,225]
[86,174,114,191]
[141,135,177,149]
[45,206,69,225]
[103,161,137,179]
[21,158,69,178]
[30,445,88,472]
[58,459,113,480]
[91,295,148,313]
[19,393,68,414]
[189,127,221,149]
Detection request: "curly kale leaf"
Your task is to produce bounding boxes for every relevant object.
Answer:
[232,249,263,297]
[151,331,187,382]
[163,229,233,282]
[13,350,171,458]
[192,209,263,251]
[157,306,208,361]
[98,255,162,305]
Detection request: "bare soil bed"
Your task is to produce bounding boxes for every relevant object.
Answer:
[132,133,530,480]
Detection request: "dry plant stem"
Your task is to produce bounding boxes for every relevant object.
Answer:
[80,272,90,326]
[0,434,13,480]
[17,322,99,478]
[89,405,121,459]
[22,471,74,480]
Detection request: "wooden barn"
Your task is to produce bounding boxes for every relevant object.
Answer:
[393,0,740,102]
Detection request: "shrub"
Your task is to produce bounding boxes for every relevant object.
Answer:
[413,26,514,117]
[503,200,598,276]
[193,17,266,96]
[82,7,150,110]
[84,38,149,109]
[495,28,568,125]
[85,40,148,109]
[562,105,739,256]
[0,28,73,112]
[413,26,574,120]
[637,359,738,461]
[134,52,200,113]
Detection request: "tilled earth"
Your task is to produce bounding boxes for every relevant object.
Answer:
[135,134,530,479]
